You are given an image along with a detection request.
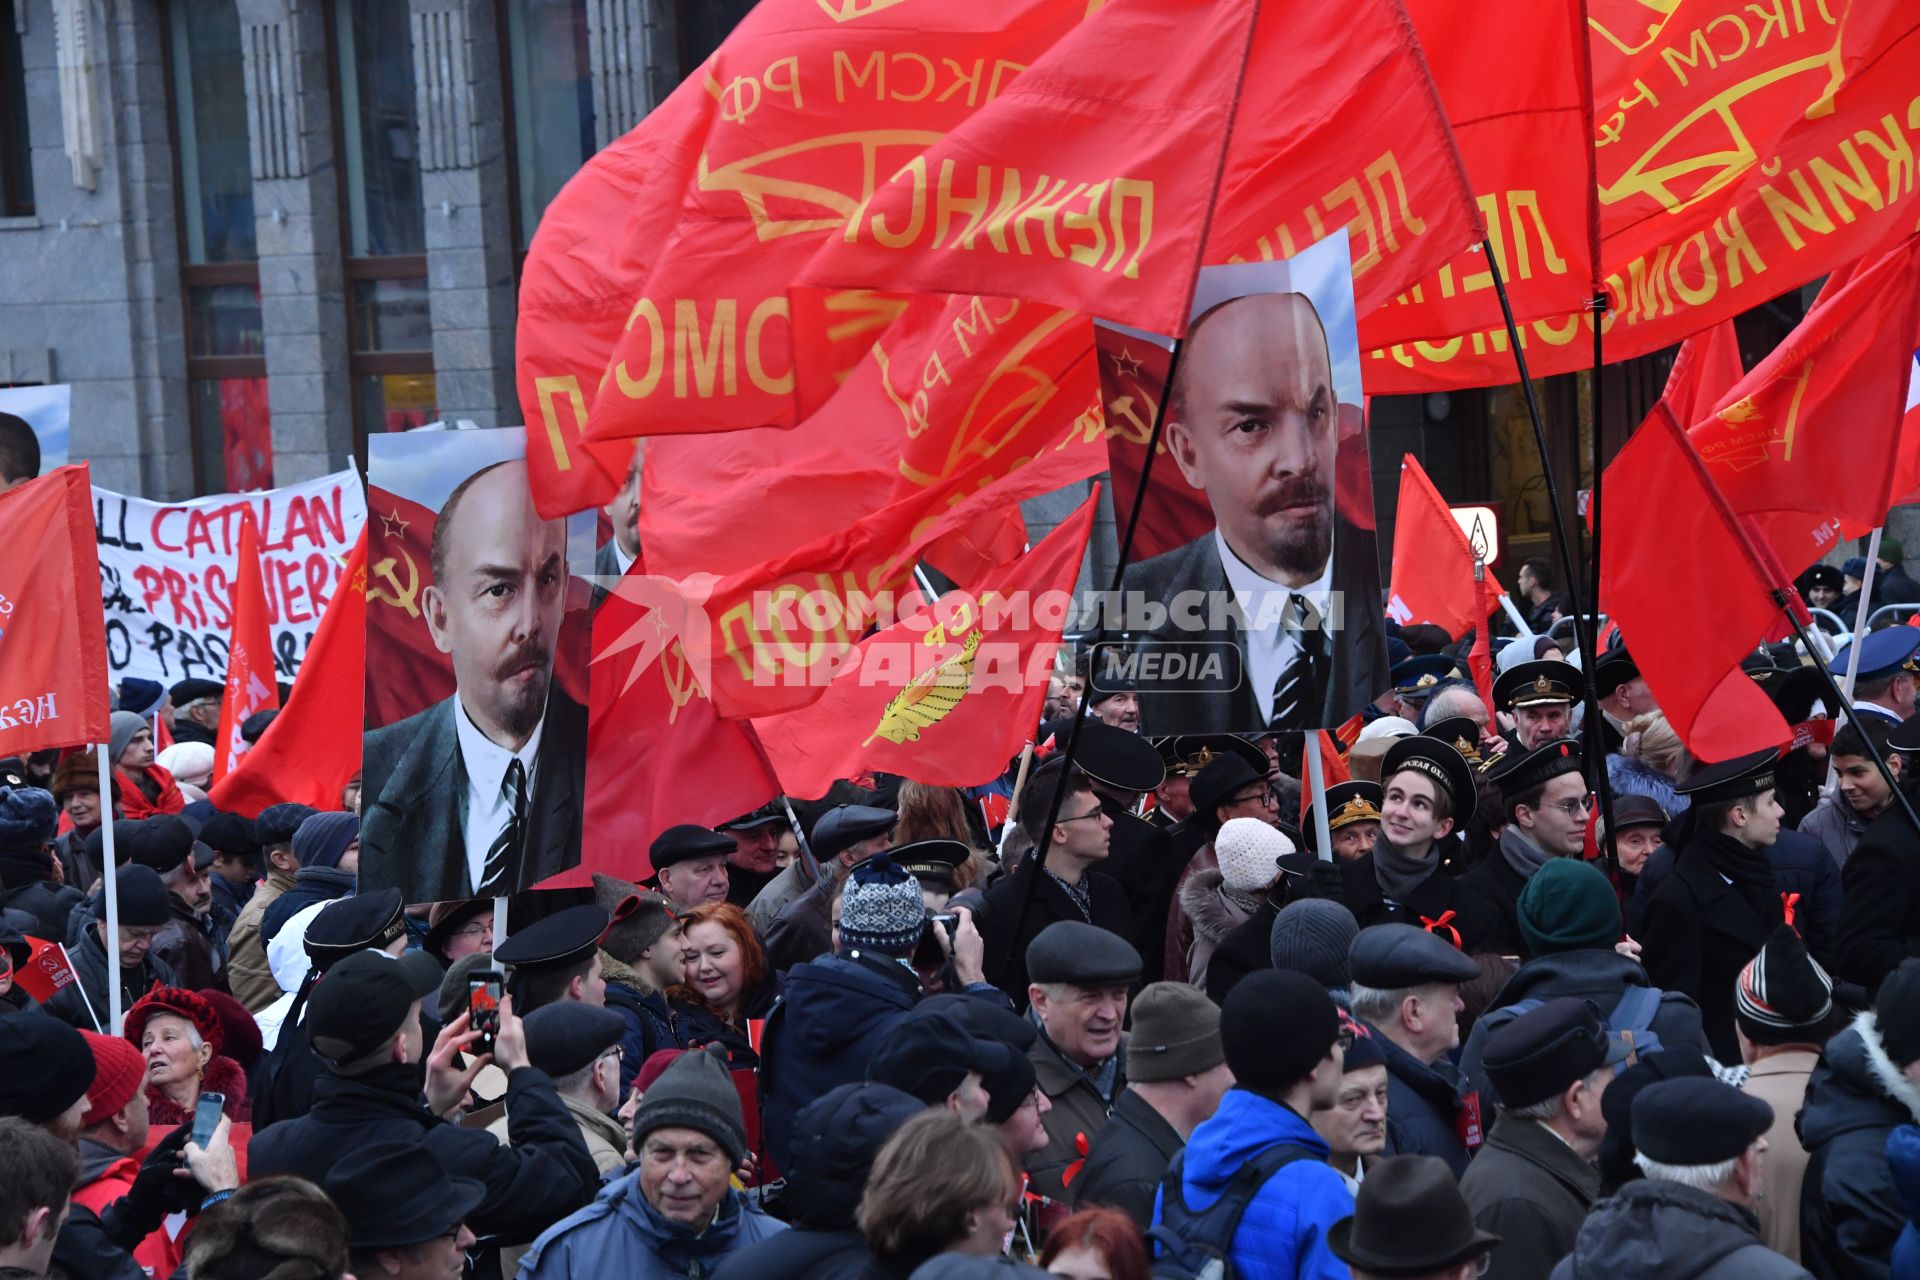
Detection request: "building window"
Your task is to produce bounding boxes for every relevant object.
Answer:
[332,0,434,455]
[503,0,593,247]
[168,0,268,492]
[1,0,34,217]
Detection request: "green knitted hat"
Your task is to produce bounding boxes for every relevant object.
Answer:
[1517,858,1621,955]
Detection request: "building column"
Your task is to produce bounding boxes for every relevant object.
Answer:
[584,0,678,146]
[410,0,517,426]
[238,0,353,484]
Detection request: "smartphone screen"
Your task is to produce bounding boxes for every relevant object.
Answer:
[191,1091,224,1148]
[469,971,504,1059]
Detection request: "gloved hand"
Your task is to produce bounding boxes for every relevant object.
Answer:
[1288,861,1348,903]
[100,1125,200,1246]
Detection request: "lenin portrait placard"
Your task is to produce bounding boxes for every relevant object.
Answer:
[361,429,595,904]
[1112,231,1388,735]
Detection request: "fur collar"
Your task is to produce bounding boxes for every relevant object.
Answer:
[1178,869,1255,944]
[146,1054,251,1127]
[1855,1010,1920,1123]
[599,948,655,994]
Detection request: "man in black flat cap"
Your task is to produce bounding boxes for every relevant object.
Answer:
[648,824,736,912]
[1338,738,1501,952]
[48,865,179,1030]
[249,948,601,1253]
[1090,678,1141,733]
[127,815,225,993]
[495,904,610,1015]
[1024,921,1143,1200]
[251,887,413,1129]
[763,803,895,971]
[1462,739,1590,956]
[1459,999,1629,1280]
[167,678,225,747]
[1593,645,1657,756]
[1550,1077,1809,1279]
[1347,923,1484,1176]
[1638,748,1791,1062]
[717,801,788,910]
[325,1142,485,1280]
[748,802,890,934]
[1494,660,1584,752]
[1331,1154,1501,1280]
[979,760,1130,1007]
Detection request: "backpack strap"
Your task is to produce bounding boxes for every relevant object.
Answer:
[1150,1142,1316,1257]
[1610,984,1664,1058]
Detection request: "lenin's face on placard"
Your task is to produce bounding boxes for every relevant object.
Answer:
[1166,293,1336,588]
[425,459,569,748]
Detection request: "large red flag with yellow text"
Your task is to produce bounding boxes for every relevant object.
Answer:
[210,534,366,816]
[1387,454,1501,640]
[1601,403,1789,761]
[0,466,111,756]
[213,511,280,781]
[752,489,1097,796]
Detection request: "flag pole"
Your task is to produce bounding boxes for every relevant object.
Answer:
[1482,243,1621,865]
[1838,527,1883,705]
[1495,592,1533,638]
[996,743,1036,863]
[491,897,509,961]
[1304,737,1335,864]
[778,795,821,888]
[1002,340,1184,972]
[1587,288,1608,671]
[95,743,123,1035]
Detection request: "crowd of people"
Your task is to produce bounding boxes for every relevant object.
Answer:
[4,599,1920,1280]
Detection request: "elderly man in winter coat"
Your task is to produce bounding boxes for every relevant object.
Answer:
[519,1049,785,1280]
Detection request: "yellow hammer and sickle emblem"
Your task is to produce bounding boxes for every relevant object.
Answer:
[369,551,422,619]
[660,640,708,725]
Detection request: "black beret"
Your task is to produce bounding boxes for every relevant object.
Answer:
[124,815,196,875]
[1026,921,1141,987]
[305,888,408,966]
[868,1009,994,1104]
[1190,753,1265,820]
[1488,737,1584,801]
[1051,719,1163,792]
[0,1010,95,1123]
[1675,746,1780,803]
[1591,646,1640,700]
[240,709,279,743]
[522,1003,627,1078]
[650,823,736,871]
[912,993,1037,1052]
[810,805,896,861]
[1631,1077,1773,1166]
[0,921,27,970]
[1482,997,1631,1109]
[169,678,223,705]
[1381,736,1478,827]
[1494,659,1585,710]
[197,812,260,859]
[1349,923,1479,989]
[94,865,171,927]
[494,905,609,973]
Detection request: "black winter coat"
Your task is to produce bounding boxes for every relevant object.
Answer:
[249,1061,599,1247]
[1366,1018,1474,1176]
[1097,800,1183,980]
[1549,1179,1811,1280]
[669,971,784,1068]
[1798,1014,1920,1280]
[1338,852,1503,954]
[1837,799,1920,992]
[1,878,84,941]
[1638,840,1783,1063]
[46,920,176,1031]
[1205,892,1280,1004]
[979,855,1131,1009]
[1459,1112,1602,1280]
[1068,1087,1183,1228]
[712,1229,870,1280]
[1632,831,1843,968]
[601,972,674,1097]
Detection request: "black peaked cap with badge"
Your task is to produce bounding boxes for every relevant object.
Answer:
[1421,716,1489,768]
[1043,718,1165,794]
[810,804,897,861]
[323,1143,487,1250]
[889,838,969,891]
[1674,746,1781,804]
[304,888,408,966]
[1487,737,1584,801]
[1494,659,1585,711]
[1380,735,1477,828]
[719,800,785,831]
[650,823,738,871]
[522,1003,628,1078]
[1481,996,1633,1110]
[1390,654,1458,697]
[494,904,609,974]
[1350,923,1480,988]
[1302,781,1382,853]
[1155,733,1268,779]
[307,948,444,1065]
[1026,921,1142,988]
[1631,1076,1773,1166]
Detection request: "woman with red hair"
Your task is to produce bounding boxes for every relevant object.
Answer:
[666,902,782,1068]
[1040,1207,1153,1280]
[124,986,252,1125]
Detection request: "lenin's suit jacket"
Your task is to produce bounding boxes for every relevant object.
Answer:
[360,689,588,903]
[1121,517,1389,735]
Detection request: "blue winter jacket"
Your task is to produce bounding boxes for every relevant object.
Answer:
[1155,1088,1354,1280]
[516,1167,786,1280]
[1891,1124,1920,1280]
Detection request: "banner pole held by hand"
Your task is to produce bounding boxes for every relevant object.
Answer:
[1304,740,1334,865]
[96,743,122,1035]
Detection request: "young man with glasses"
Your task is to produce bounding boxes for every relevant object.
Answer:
[1465,739,1590,956]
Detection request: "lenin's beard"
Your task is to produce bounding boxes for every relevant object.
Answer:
[489,641,553,742]
[1252,474,1334,581]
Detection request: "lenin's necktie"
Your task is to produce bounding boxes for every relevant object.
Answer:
[1269,596,1329,730]
[478,758,527,896]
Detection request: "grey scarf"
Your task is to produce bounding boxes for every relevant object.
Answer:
[1373,836,1438,905]
[1499,825,1554,881]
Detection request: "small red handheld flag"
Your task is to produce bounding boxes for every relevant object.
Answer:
[213,509,280,781]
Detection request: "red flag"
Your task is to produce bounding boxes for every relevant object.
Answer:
[1889,351,1920,509]
[573,572,779,886]
[12,938,81,1003]
[0,466,111,756]
[1690,234,1920,569]
[213,510,280,781]
[1469,569,1497,719]
[750,490,1098,797]
[1298,730,1354,825]
[1600,403,1789,761]
[1664,321,1745,426]
[1386,454,1500,639]
[210,534,367,817]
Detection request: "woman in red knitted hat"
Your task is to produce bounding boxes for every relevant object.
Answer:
[124,985,252,1125]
